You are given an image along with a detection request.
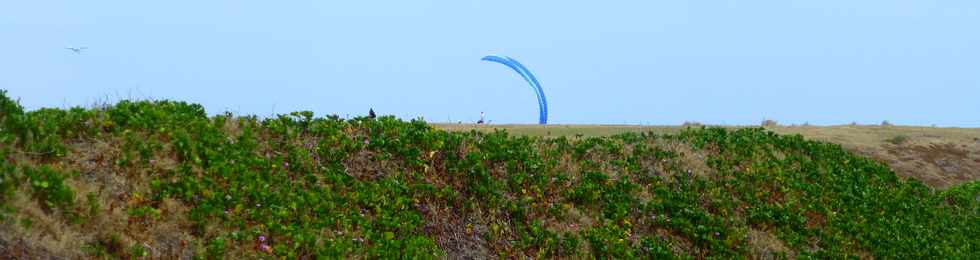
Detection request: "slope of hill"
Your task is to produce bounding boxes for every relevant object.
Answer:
[1,91,978,258]
[436,124,980,190]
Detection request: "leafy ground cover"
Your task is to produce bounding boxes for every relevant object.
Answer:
[436,123,980,190]
[1,90,977,258]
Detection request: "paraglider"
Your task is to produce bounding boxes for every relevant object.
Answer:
[481,55,548,124]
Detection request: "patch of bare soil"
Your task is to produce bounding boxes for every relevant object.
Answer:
[747,228,794,260]
[880,143,980,188]
[0,233,59,260]
[417,203,490,259]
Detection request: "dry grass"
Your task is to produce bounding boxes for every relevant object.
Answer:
[434,124,980,189]
[0,135,196,259]
[433,123,686,138]
[1,184,85,258]
[747,228,794,260]
[770,125,980,189]
[4,122,977,258]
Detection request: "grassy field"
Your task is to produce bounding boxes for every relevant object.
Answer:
[436,123,980,189]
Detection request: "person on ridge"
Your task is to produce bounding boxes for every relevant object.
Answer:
[368,108,376,119]
[477,112,485,124]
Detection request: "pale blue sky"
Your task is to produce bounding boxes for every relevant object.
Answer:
[1,1,978,126]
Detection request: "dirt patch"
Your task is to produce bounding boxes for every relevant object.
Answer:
[881,143,980,188]
[631,138,714,181]
[803,211,826,229]
[666,140,714,178]
[0,186,87,259]
[0,233,60,260]
[907,143,971,162]
[417,203,490,259]
[747,228,794,260]
[549,206,595,234]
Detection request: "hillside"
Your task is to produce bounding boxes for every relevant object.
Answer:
[436,124,980,190]
[1,91,978,258]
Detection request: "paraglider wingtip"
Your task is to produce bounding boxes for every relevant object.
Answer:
[481,54,510,61]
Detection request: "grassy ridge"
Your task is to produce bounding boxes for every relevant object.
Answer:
[1,90,977,258]
[436,123,980,190]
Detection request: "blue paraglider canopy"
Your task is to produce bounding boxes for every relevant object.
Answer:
[481,55,548,124]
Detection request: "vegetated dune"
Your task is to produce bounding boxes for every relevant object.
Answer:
[770,125,980,190]
[1,92,978,258]
[436,124,980,190]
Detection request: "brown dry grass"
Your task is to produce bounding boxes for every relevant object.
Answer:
[747,228,794,260]
[435,124,980,189]
[0,136,196,259]
[434,123,685,138]
[4,123,976,258]
[770,125,980,189]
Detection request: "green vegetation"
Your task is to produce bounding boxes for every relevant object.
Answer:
[0,89,977,258]
[885,135,910,145]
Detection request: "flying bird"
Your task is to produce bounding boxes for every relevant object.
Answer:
[65,46,87,53]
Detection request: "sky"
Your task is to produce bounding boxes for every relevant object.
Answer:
[1,1,978,126]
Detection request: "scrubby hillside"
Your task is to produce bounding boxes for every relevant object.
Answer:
[1,90,977,259]
[436,124,980,190]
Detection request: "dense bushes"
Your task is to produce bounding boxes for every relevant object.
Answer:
[0,90,977,258]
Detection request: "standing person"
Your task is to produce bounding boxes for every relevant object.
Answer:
[368,108,376,119]
[477,112,485,124]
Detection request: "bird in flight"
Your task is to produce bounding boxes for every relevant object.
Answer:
[65,46,87,53]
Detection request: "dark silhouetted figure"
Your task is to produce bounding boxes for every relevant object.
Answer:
[368,108,376,119]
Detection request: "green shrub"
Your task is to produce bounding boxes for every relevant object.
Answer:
[23,166,76,212]
[885,135,910,145]
[0,90,976,259]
